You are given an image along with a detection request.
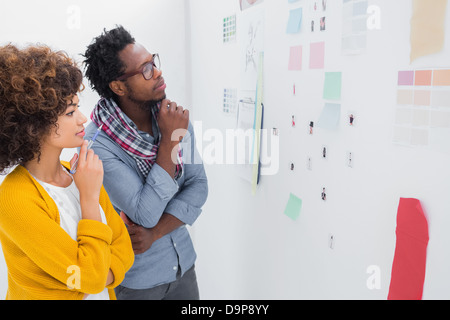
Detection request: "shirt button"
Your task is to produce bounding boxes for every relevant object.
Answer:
[173,243,177,247]
[173,266,178,271]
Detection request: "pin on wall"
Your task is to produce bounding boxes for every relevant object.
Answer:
[347,151,354,168]
[321,187,327,201]
[306,156,312,171]
[328,234,335,250]
[290,162,296,171]
[348,112,356,126]
[321,145,328,159]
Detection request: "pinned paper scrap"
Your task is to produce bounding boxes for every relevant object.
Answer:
[388,198,429,300]
[286,7,303,34]
[317,103,341,130]
[323,72,342,100]
[288,45,302,70]
[284,193,302,221]
[410,0,448,62]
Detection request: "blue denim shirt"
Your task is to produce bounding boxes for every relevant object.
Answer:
[85,113,208,289]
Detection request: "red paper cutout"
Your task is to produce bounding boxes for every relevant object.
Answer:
[388,198,429,300]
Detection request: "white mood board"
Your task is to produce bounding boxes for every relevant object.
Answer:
[189,0,450,299]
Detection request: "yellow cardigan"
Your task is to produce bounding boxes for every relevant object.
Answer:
[0,163,134,300]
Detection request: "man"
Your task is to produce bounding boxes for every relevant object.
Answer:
[82,25,208,300]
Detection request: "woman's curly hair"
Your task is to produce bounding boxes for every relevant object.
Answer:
[0,44,83,174]
[83,25,135,100]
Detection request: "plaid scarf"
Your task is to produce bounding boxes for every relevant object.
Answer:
[90,97,183,179]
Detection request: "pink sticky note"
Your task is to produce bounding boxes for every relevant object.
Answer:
[309,41,325,69]
[288,45,302,71]
[398,71,414,86]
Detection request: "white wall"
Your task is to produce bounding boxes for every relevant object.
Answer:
[189,0,450,299]
[0,0,190,157]
[0,0,189,298]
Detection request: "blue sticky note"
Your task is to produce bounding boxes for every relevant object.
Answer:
[353,1,368,16]
[286,8,303,34]
[317,103,341,130]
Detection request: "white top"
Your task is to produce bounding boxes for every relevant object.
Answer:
[34,171,110,300]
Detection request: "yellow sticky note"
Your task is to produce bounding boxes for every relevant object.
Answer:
[410,0,448,62]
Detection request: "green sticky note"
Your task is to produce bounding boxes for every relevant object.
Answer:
[284,193,302,221]
[323,72,342,100]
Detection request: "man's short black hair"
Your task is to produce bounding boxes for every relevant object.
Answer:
[83,25,135,100]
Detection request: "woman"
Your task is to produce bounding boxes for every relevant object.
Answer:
[0,44,134,300]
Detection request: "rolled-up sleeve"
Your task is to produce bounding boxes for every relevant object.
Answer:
[164,165,208,226]
[164,122,208,225]
[147,164,180,201]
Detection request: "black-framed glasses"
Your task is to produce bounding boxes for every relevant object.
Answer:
[116,53,160,81]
